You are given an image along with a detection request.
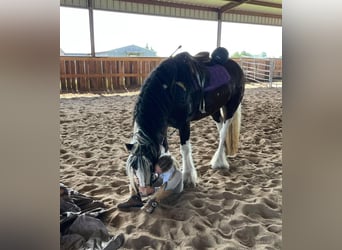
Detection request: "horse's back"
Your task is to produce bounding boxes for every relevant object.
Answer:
[191,58,245,120]
[224,59,245,83]
[166,53,245,125]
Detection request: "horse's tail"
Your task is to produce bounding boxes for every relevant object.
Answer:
[225,104,241,156]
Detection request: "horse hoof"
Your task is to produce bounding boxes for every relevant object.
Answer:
[183,172,198,187]
[183,180,196,188]
[211,164,229,170]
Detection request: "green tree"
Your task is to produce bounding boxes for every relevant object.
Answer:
[231,51,241,58]
[241,51,252,57]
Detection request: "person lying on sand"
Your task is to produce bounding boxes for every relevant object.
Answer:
[117,155,183,213]
[143,154,184,213]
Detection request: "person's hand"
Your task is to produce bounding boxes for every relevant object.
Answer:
[139,186,155,196]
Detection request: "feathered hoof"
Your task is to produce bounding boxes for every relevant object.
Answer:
[210,159,229,169]
[211,161,230,170]
[210,153,230,170]
[183,171,198,188]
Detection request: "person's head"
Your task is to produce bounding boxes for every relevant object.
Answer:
[155,155,174,174]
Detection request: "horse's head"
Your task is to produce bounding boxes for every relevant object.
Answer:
[125,140,159,189]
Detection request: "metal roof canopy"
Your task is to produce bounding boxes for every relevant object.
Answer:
[60,0,282,56]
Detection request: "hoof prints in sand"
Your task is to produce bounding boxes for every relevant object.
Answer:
[60,88,282,249]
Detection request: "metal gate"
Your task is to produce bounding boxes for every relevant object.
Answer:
[238,57,282,87]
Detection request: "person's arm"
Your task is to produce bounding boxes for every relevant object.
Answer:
[144,183,173,213]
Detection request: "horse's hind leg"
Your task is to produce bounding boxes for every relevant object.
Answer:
[179,123,198,187]
[210,109,230,169]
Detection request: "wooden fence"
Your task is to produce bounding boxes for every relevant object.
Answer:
[60,57,282,93]
[60,57,164,93]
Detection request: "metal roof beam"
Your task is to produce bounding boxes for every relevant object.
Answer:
[248,0,282,9]
[220,0,249,13]
[228,9,281,19]
[121,0,218,12]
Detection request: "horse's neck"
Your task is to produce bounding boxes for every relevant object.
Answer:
[135,69,172,145]
[134,121,165,147]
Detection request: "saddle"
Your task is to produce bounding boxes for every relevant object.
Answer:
[173,48,230,114]
[192,51,211,64]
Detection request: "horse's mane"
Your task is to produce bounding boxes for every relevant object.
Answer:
[133,58,177,145]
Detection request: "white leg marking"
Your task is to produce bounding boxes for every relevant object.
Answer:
[210,119,231,169]
[180,140,198,186]
[215,120,223,131]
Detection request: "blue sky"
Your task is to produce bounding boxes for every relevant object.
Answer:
[60,7,282,57]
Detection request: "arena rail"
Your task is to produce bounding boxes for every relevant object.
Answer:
[60,57,282,93]
[60,56,164,93]
[235,57,282,87]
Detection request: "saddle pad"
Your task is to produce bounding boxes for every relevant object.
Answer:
[204,64,231,92]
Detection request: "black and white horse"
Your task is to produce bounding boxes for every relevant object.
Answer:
[125,47,245,196]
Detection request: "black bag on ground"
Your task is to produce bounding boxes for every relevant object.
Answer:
[60,183,124,250]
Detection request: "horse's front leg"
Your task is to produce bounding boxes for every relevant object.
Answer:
[179,123,198,187]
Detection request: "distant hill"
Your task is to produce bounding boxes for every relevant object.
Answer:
[96,44,157,57]
[61,44,157,57]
